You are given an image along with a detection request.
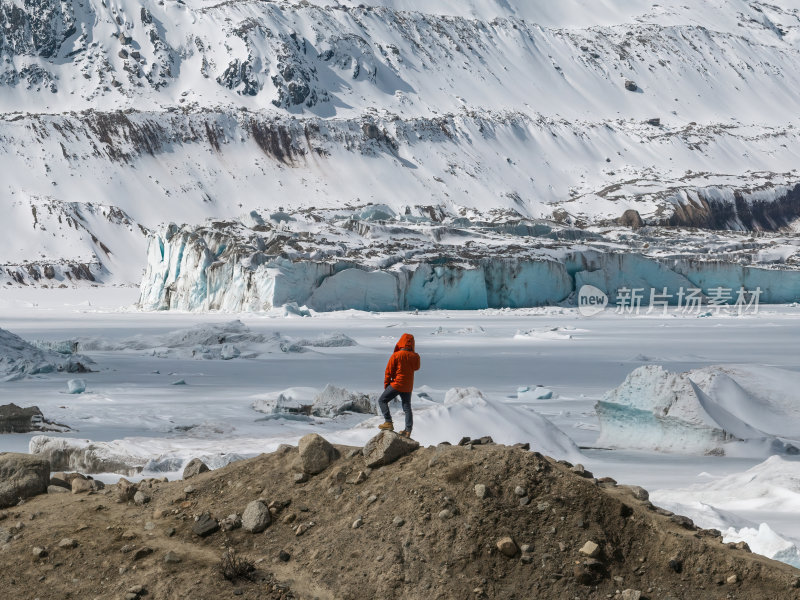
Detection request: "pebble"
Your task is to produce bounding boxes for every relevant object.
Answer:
[57,538,78,549]
[579,541,600,558]
[474,484,488,499]
[352,517,363,529]
[514,486,527,497]
[496,537,518,558]
[392,516,405,527]
[164,551,182,564]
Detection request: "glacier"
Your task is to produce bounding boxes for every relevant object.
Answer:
[136,215,800,311]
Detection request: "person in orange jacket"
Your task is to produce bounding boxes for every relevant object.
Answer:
[378,333,420,437]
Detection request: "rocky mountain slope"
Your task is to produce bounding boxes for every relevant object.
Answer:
[1,435,799,600]
[3,0,800,287]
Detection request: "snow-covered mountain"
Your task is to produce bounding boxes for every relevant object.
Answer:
[3,0,800,289]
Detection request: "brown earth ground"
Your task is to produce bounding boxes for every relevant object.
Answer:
[1,441,799,600]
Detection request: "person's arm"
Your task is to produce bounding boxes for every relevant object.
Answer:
[413,352,420,371]
[384,355,395,388]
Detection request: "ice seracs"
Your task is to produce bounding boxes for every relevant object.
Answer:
[0,327,91,382]
[596,365,800,455]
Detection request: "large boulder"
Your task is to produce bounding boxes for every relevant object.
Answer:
[363,432,420,468]
[0,453,50,508]
[182,458,210,479]
[298,434,339,475]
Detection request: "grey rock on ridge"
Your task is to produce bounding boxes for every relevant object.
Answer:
[363,431,420,468]
[182,458,210,480]
[0,453,50,508]
[298,434,339,475]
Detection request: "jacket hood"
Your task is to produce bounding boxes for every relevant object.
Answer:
[395,333,415,352]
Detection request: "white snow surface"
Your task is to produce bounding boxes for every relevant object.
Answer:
[652,456,800,568]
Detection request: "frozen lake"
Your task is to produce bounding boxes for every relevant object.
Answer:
[2,287,800,567]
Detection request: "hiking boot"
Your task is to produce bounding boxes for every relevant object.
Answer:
[398,430,411,438]
[378,422,394,431]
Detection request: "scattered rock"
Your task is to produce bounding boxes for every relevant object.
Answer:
[241,500,271,533]
[670,515,695,530]
[570,464,593,478]
[47,485,69,494]
[192,513,219,537]
[0,453,50,508]
[474,484,488,499]
[727,574,739,584]
[514,486,527,497]
[133,491,150,506]
[132,547,153,561]
[668,557,683,573]
[458,437,471,446]
[278,550,291,562]
[71,477,93,494]
[220,513,242,532]
[352,517,363,529]
[363,431,420,469]
[624,79,639,91]
[438,509,453,520]
[629,486,649,501]
[293,472,308,484]
[392,516,405,527]
[57,538,78,549]
[579,541,600,558]
[621,589,642,600]
[646,117,661,127]
[164,551,182,564]
[299,433,339,474]
[117,478,138,502]
[32,546,47,558]
[183,458,209,479]
[496,536,518,558]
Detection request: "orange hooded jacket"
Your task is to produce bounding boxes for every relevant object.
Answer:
[384,333,420,393]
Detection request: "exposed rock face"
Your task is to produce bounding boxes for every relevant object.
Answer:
[0,452,50,508]
[298,434,339,475]
[0,404,46,433]
[618,209,644,229]
[363,431,420,469]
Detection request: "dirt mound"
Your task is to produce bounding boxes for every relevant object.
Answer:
[1,439,799,600]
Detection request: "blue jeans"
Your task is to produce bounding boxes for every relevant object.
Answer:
[378,385,413,432]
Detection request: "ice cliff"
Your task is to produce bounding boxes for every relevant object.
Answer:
[137,212,800,311]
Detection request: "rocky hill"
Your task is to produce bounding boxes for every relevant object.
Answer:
[3,0,800,286]
[1,433,799,599]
